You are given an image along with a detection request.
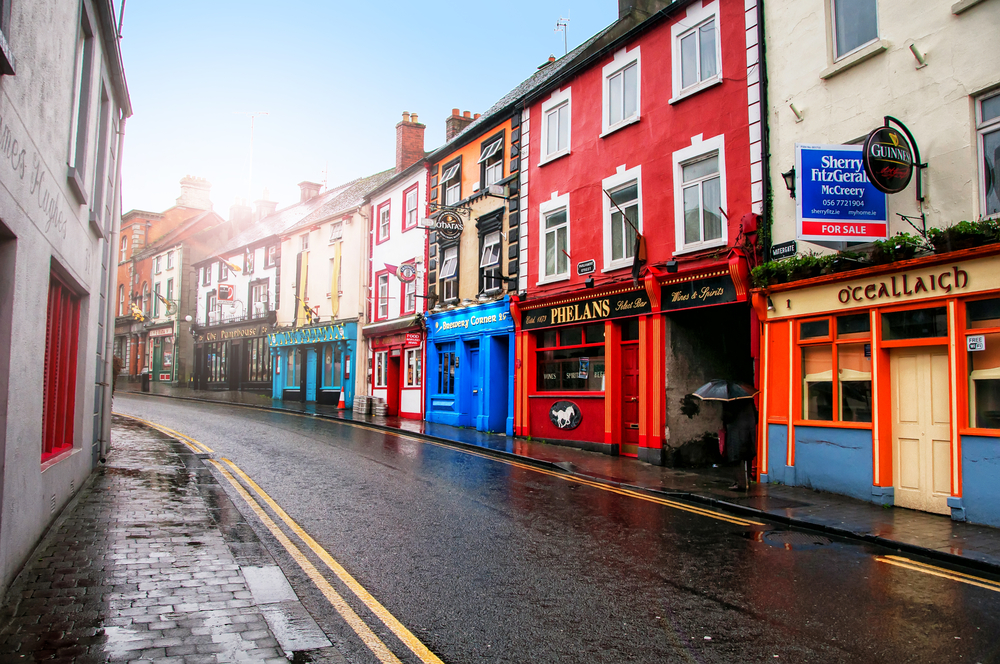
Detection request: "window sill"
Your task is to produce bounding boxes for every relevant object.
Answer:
[402,224,419,233]
[601,260,633,274]
[66,167,88,205]
[669,77,723,105]
[794,419,873,430]
[538,149,571,167]
[88,211,106,239]
[41,445,78,472]
[536,274,570,286]
[952,0,987,14]
[820,40,890,80]
[600,115,640,139]
[529,392,605,398]
[960,427,1000,438]
[672,240,727,257]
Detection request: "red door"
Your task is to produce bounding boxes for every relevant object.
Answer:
[621,343,640,457]
[386,353,401,416]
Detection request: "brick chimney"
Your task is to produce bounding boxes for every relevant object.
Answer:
[229,198,252,229]
[445,108,476,141]
[175,176,213,210]
[395,112,426,173]
[298,181,322,202]
[253,189,278,223]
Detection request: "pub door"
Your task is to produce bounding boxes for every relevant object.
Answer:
[621,342,640,457]
[386,353,401,416]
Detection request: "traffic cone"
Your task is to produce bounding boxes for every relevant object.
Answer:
[338,390,346,410]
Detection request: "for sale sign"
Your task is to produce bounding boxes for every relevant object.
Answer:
[796,144,888,243]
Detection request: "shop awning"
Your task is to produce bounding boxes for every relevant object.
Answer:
[362,315,422,338]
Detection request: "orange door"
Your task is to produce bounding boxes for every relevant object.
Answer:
[622,343,640,457]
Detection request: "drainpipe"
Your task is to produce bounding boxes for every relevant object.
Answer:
[100,114,127,461]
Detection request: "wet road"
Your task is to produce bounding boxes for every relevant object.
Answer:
[114,394,1000,664]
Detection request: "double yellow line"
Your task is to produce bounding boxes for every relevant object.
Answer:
[119,414,214,453]
[877,555,1000,593]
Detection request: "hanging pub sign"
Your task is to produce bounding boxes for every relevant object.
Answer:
[397,263,418,283]
[661,275,738,311]
[863,126,914,194]
[795,143,888,243]
[425,210,464,241]
[521,289,650,330]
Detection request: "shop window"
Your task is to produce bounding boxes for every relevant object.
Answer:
[205,341,228,383]
[441,160,461,206]
[42,274,81,462]
[286,348,299,387]
[881,307,947,340]
[541,88,571,163]
[437,344,457,394]
[800,314,871,422]
[479,135,504,188]
[536,323,606,392]
[978,89,1000,217]
[245,337,271,384]
[967,298,1000,428]
[832,0,878,60]
[405,348,422,387]
[404,185,419,231]
[374,351,387,388]
[322,345,342,388]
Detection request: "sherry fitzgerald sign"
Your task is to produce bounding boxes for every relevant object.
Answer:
[521,290,651,330]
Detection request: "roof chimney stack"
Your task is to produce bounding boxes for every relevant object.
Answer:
[298,181,322,202]
[175,176,213,210]
[253,189,278,223]
[229,198,252,229]
[395,111,426,173]
[445,108,476,141]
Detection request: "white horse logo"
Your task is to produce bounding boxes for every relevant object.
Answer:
[552,405,577,429]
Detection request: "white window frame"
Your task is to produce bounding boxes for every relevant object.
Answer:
[154,256,162,274]
[602,165,643,271]
[404,278,416,313]
[166,250,174,270]
[117,284,124,316]
[267,245,277,267]
[602,47,641,137]
[977,89,1000,219]
[441,163,461,206]
[830,0,879,61]
[404,186,419,230]
[153,282,161,317]
[539,88,572,165]
[479,138,504,188]
[378,202,391,241]
[374,351,388,388]
[404,347,421,387]
[220,260,229,281]
[480,231,502,268]
[329,222,343,243]
[377,274,389,320]
[300,233,310,252]
[538,192,571,284]
[440,245,458,279]
[672,134,728,255]
[670,0,722,103]
[119,236,128,262]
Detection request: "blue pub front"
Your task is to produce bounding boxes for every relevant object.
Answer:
[269,321,357,406]
[425,298,515,435]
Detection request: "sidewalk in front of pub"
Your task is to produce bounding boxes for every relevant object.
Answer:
[0,414,344,663]
[122,381,1000,576]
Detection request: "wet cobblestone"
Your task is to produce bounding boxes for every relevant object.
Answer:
[0,416,292,662]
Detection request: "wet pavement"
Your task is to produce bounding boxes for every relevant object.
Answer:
[124,382,1000,575]
[110,393,1000,663]
[0,415,343,663]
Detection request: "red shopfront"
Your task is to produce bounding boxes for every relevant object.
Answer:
[512,259,754,466]
[364,317,424,419]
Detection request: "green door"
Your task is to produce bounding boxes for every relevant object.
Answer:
[152,339,163,380]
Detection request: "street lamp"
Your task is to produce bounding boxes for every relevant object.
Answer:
[781,167,796,198]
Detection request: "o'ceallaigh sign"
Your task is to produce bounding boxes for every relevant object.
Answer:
[837,265,969,304]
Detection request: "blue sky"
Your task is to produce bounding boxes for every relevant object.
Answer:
[119,0,618,214]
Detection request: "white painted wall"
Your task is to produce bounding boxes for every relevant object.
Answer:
[765,0,1000,250]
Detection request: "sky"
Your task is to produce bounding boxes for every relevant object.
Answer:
[118,0,618,215]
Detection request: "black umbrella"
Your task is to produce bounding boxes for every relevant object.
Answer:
[692,379,758,402]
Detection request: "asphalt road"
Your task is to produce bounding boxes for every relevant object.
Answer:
[113,394,1000,664]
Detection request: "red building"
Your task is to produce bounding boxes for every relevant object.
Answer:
[512,0,763,465]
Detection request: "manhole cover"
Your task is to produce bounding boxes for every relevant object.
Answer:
[764,531,832,547]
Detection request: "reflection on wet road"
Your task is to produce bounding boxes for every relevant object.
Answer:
[115,394,1000,663]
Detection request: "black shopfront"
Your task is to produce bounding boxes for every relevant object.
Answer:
[193,312,275,391]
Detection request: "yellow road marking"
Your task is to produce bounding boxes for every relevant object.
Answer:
[876,555,1000,593]
[222,459,446,664]
[208,460,404,664]
[261,409,763,527]
[117,413,213,453]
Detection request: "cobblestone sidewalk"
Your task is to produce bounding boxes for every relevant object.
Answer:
[0,416,339,663]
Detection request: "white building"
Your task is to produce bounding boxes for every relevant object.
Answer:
[0,0,130,596]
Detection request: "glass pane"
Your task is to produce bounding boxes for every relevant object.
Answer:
[623,204,637,258]
[611,183,638,206]
[968,298,1000,329]
[800,319,830,339]
[547,109,559,155]
[803,345,834,420]
[557,227,568,274]
[680,32,697,89]
[558,104,569,151]
[612,211,624,260]
[609,70,622,126]
[838,343,872,422]
[621,318,639,341]
[323,346,333,386]
[546,210,566,229]
[683,185,701,244]
[539,330,557,348]
[536,346,607,391]
[834,0,878,58]
[699,20,717,80]
[683,155,718,182]
[623,63,637,118]
[837,313,871,338]
[983,94,1000,123]
[585,323,605,344]
[882,308,948,340]
[545,229,556,276]
[702,177,722,241]
[560,327,583,346]
[970,332,1000,428]
[984,127,1000,216]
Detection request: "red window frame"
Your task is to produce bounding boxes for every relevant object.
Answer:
[376,200,391,245]
[402,183,419,232]
[42,273,81,463]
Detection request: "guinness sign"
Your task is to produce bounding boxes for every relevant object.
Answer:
[863,126,914,194]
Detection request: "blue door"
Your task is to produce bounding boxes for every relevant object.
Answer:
[306,348,318,402]
[469,346,480,426]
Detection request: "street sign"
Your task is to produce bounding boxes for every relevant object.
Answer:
[577,259,596,275]
[770,240,797,261]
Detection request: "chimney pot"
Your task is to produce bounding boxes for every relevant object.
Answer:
[474,113,481,120]
[548,55,556,63]
[452,108,460,116]
[402,111,410,122]
[463,110,471,118]
[411,113,418,123]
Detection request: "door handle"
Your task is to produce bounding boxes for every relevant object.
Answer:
[473,389,479,393]
[628,397,638,402]
[628,424,639,429]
